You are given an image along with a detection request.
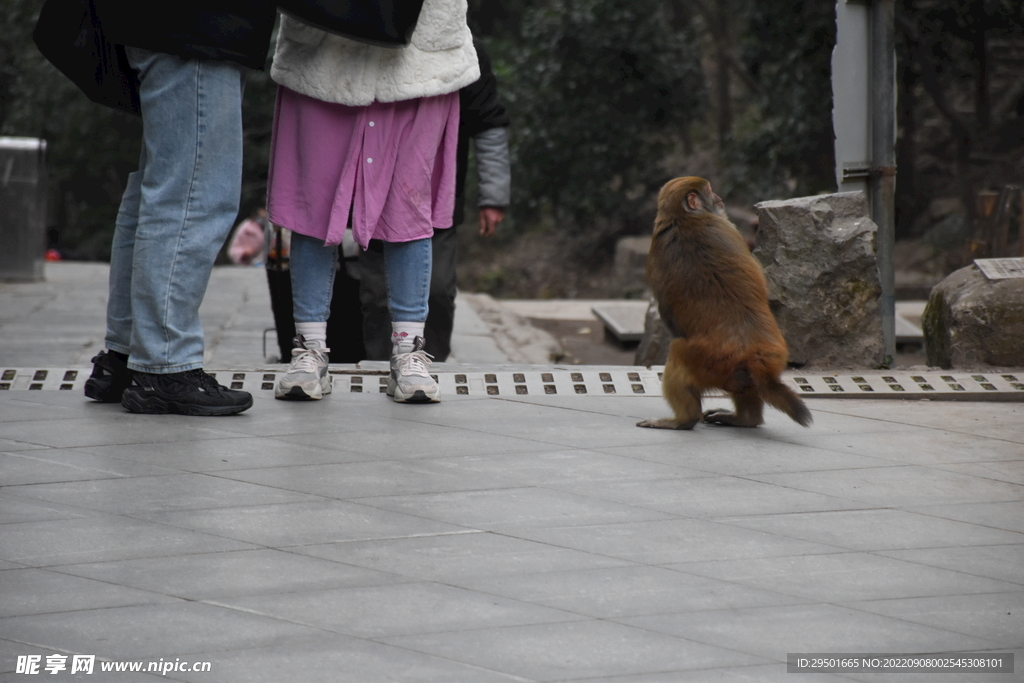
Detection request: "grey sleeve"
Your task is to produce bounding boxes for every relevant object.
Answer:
[473,126,511,208]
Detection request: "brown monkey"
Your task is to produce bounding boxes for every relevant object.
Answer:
[637,176,811,429]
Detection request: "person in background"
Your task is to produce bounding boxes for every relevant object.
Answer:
[267,0,479,403]
[227,209,271,266]
[84,0,276,416]
[353,38,510,362]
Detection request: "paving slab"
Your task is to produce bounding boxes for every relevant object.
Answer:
[290,531,632,583]
[667,552,1022,603]
[839,592,1024,646]
[54,548,399,601]
[380,620,769,681]
[159,633,528,683]
[1,262,1022,681]
[620,603,999,663]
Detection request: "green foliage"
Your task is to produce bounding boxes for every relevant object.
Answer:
[897,0,1024,241]
[500,0,705,233]
[900,0,1024,161]
[731,0,836,198]
[467,0,530,39]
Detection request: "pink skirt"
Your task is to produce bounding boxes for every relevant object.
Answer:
[267,86,460,248]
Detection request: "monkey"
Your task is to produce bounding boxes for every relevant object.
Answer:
[637,176,811,430]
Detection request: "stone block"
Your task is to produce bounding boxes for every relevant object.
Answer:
[921,265,1024,368]
[634,298,671,367]
[754,192,884,368]
[613,236,651,298]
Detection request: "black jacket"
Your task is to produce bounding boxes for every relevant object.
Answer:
[453,40,511,227]
[94,0,277,70]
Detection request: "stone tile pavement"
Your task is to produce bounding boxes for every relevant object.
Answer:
[0,263,1022,681]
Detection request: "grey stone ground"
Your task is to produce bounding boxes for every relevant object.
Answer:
[0,263,1022,682]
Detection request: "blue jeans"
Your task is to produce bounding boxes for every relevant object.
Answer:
[291,232,431,324]
[349,227,457,360]
[105,49,246,373]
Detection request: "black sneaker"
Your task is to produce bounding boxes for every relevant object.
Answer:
[84,350,131,403]
[121,369,253,416]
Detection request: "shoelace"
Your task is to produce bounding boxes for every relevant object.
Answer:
[399,349,433,377]
[290,346,329,373]
[184,369,226,393]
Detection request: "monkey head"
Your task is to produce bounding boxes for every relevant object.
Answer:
[657,176,726,220]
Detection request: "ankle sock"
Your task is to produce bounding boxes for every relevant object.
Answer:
[295,322,327,347]
[391,322,425,355]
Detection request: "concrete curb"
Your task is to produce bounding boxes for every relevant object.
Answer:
[459,292,564,365]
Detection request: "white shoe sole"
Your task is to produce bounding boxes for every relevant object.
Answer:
[275,374,333,400]
[387,376,440,403]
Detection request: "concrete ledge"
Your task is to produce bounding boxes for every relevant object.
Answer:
[6,366,1023,401]
[591,302,648,343]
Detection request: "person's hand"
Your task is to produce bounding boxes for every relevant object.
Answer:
[478,207,505,237]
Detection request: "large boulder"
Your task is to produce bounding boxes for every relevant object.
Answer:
[754,192,884,367]
[634,297,671,366]
[922,264,1024,368]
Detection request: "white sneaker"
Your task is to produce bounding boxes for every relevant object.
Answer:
[387,336,440,403]
[275,335,332,400]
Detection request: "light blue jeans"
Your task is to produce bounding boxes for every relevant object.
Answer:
[290,232,431,324]
[105,49,246,373]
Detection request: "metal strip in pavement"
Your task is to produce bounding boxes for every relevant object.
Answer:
[2,368,1023,401]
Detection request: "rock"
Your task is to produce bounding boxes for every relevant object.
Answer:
[613,236,651,298]
[921,265,1024,368]
[754,192,884,367]
[634,297,671,366]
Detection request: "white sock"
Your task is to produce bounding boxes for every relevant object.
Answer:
[392,322,425,355]
[295,322,327,347]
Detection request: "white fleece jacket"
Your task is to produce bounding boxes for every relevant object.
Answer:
[270,0,480,106]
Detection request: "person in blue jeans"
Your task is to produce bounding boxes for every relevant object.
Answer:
[351,38,510,363]
[83,1,276,415]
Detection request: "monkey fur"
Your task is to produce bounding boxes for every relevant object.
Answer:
[637,176,812,430]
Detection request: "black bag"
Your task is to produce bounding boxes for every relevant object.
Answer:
[32,0,140,116]
[277,0,425,48]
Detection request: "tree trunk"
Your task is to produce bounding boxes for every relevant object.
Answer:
[975,30,990,131]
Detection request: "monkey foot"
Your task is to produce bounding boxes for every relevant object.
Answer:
[636,417,698,430]
[702,409,760,427]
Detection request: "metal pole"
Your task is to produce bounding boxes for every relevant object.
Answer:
[0,137,48,282]
[870,0,896,366]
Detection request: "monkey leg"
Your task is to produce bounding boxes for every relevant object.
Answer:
[637,347,702,430]
[703,390,764,427]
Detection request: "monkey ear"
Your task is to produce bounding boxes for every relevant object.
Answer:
[686,192,700,211]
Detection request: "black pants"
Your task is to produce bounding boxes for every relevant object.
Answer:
[265,262,365,364]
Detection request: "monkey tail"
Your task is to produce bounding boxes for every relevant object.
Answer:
[760,378,813,427]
